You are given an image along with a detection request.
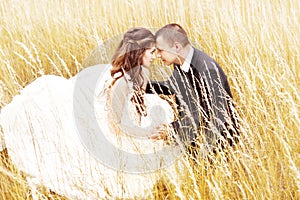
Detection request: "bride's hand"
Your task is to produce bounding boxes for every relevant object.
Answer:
[149,124,173,141]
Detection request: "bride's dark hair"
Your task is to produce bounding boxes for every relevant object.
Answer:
[110,27,155,117]
[110,27,155,88]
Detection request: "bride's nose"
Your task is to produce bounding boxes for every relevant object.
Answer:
[152,53,156,59]
[156,52,161,58]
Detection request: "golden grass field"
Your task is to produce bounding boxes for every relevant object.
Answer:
[0,0,299,199]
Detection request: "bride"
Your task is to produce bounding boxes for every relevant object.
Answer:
[0,27,182,199]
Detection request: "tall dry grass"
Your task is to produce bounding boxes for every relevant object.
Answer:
[0,0,299,199]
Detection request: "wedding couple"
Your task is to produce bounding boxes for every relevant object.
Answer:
[105,23,239,155]
[0,23,239,199]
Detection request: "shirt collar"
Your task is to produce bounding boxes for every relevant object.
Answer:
[180,47,194,72]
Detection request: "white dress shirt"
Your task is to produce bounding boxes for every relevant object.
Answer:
[180,47,194,72]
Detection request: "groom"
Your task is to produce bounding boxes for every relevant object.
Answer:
[146,23,240,154]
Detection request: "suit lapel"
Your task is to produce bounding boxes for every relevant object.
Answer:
[190,47,199,71]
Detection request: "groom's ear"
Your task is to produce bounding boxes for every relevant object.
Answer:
[174,42,182,52]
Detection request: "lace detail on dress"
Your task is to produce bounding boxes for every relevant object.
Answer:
[130,90,147,117]
[97,71,143,129]
[123,72,147,123]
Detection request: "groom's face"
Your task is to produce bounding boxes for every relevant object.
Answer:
[156,36,177,66]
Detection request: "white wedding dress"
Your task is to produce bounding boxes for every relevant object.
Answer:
[0,64,182,199]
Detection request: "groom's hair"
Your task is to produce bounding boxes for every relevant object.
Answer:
[155,23,190,47]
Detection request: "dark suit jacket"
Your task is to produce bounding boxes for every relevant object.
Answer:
[146,47,239,148]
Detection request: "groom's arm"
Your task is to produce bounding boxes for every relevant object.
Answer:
[146,81,196,146]
[145,81,173,95]
[146,81,180,130]
[146,81,180,137]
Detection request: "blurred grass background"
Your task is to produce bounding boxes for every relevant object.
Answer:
[0,0,299,199]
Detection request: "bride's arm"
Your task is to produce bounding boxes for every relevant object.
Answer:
[110,78,127,124]
[110,78,154,138]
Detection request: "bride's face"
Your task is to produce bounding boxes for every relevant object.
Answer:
[142,47,156,67]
